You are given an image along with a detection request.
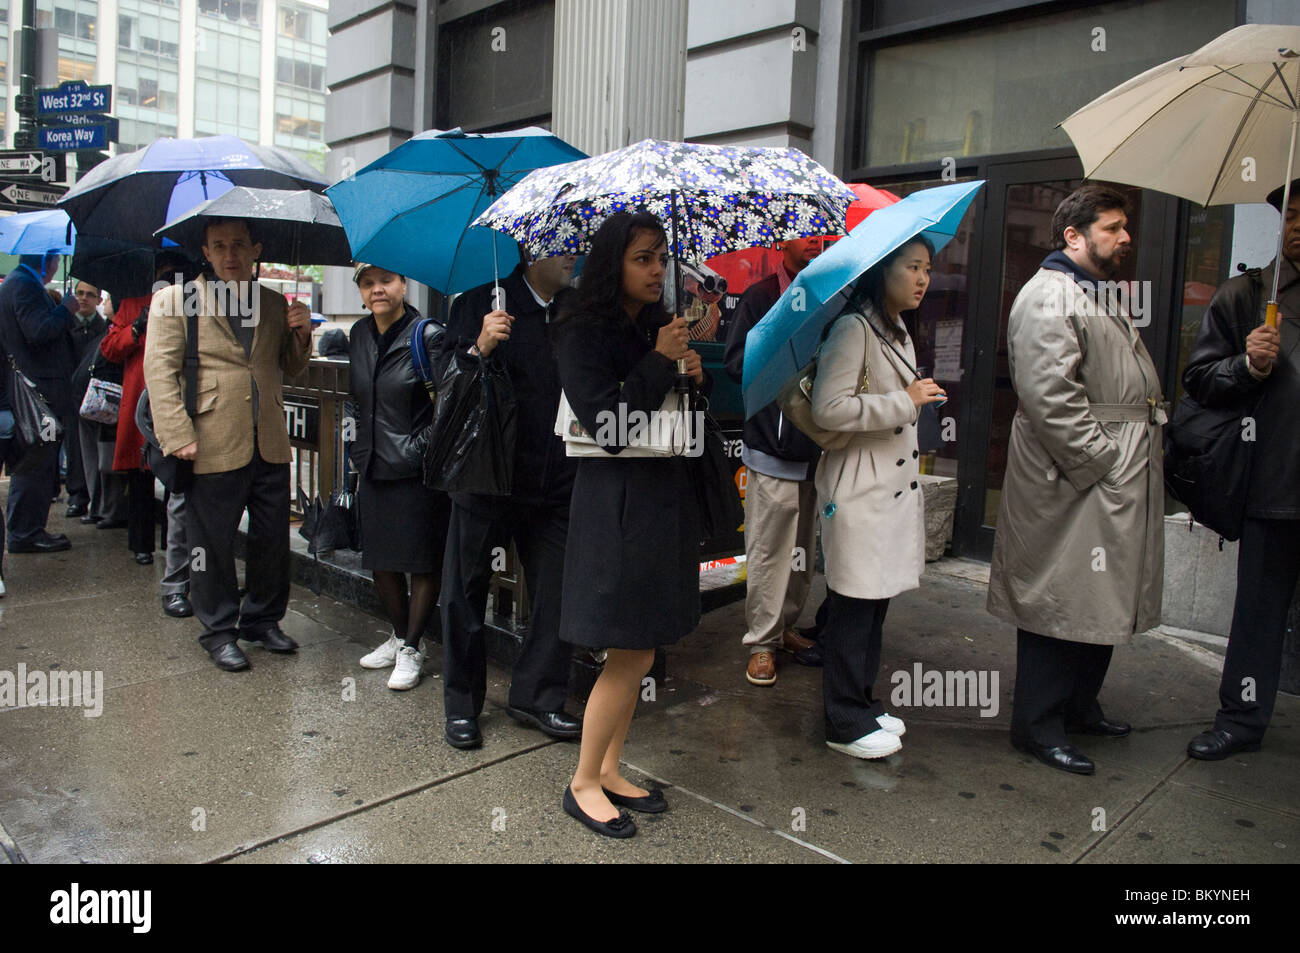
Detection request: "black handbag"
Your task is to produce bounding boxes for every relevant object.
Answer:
[422,353,517,496]
[138,307,197,493]
[691,406,745,540]
[2,349,64,476]
[1163,391,1264,541]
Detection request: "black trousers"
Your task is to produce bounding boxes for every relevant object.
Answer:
[1011,629,1112,747]
[822,589,889,743]
[440,498,572,720]
[1215,517,1300,741]
[186,450,291,652]
[5,446,57,546]
[125,469,157,554]
[62,411,89,507]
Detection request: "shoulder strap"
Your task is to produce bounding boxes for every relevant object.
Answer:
[409,316,438,402]
[183,308,199,419]
[859,309,920,381]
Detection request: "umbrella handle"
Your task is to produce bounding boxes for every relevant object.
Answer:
[1266,301,1279,329]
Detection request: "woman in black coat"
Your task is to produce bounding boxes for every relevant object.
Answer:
[348,263,451,691]
[552,211,705,838]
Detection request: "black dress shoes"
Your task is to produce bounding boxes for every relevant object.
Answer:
[8,532,71,554]
[209,642,250,672]
[603,785,668,814]
[793,642,824,667]
[65,503,88,518]
[239,625,298,652]
[563,786,636,839]
[96,519,127,530]
[1066,717,1131,737]
[1187,728,1261,761]
[134,552,154,565]
[162,594,193,618]
[79,514,100,525]
[1012,737,1095,775]
[445,718,483,749]
[506,705,582,739]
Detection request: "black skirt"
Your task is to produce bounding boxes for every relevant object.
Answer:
[559,455,700,650]
[357,473,451,574]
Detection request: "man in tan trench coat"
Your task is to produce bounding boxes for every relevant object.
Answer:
[987,185,1166,776]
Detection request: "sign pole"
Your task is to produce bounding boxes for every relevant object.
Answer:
[14,0,38,149]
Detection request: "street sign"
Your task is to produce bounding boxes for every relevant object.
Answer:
[0,178,68,211]
[39,122,116,152]
[0,150,46,177]
[36,80,112,117]
[39,112,116,127]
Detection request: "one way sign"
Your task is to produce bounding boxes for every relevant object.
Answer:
[0,178,68,210]
[0,150,45,176]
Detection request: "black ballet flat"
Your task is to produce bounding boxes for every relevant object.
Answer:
[603,785,668,814]
[563,786,637,839]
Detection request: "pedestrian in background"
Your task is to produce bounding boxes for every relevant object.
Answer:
[349,263,451,691]
[552,211,705,838]
[1182,179,1300,761]
[987,185,1165,776]
[62,280,106,519]
[811,236,944,761]
[724,237,825,687]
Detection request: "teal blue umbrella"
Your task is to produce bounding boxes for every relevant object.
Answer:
[741,180,985,418]
[0,209,75,255]
[327,127,585,294]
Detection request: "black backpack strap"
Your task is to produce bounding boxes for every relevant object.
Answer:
[183,309,199,419]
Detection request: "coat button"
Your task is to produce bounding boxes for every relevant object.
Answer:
[894,427,903,434]
[894,490,903,498]
[912,450,919,459]
[896,458,904,466]
[910,481,918,490]
[244,396,251,401]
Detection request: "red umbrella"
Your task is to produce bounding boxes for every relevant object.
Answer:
[846,182,901,231]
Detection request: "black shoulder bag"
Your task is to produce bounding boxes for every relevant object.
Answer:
[139,308,199,493]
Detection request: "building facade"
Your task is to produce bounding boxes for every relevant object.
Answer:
[3,0,328,167]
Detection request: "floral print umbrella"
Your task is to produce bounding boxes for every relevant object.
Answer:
[472,139,856,260]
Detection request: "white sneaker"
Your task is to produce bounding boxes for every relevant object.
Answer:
[0,576,6,598]
[387,645,423,690]
[359,633,400,669]
[827,729,902,760]
[876,712,906,736]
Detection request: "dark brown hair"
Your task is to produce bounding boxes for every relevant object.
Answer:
[1050,184,1128,250]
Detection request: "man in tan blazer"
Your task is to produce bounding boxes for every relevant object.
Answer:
[143,218,311,671]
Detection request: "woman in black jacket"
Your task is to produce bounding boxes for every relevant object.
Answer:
[349,263,451,690]
[552,211,705,838]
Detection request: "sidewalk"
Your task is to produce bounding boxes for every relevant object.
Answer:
[0,496,1294,864]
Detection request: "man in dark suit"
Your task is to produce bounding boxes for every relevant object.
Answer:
[63,280,106,518]
[0,253,80,554]
[436,254,582,750]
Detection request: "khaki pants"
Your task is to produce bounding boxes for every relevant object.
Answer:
[742,469,817,653]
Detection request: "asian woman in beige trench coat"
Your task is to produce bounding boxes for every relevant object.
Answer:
[810,237,947,760]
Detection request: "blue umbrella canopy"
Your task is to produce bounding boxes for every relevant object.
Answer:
[57,135,326,245]
[474,138,856,260]
[0,209,75,255]
[741,180,985,418]
[327,127,586,294]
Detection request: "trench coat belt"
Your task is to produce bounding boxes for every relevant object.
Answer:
[1089,400,1168,424]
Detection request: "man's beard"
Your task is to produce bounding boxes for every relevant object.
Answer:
[1086,236,1127,279]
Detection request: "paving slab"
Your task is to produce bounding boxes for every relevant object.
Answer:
[230,742,828,864]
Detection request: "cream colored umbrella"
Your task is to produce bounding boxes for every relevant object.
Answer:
[1061,23,1300,326]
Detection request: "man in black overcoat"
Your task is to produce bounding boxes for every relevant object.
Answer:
[0,253,79,554]
[436,254,582,749]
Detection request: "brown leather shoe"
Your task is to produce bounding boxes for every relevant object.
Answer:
[781,627,816,653]
[746,651,777,686]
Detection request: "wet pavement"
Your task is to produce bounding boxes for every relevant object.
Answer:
[0,493,1295,864]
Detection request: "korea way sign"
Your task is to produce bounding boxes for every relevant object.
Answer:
[39,124,112,152]
[36,80,112,116]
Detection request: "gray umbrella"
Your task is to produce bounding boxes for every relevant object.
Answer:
[154,186,354,266]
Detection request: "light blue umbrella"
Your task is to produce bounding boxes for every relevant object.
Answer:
[742,180,985,418]
[0,209,75,255]
[327,127,586,294]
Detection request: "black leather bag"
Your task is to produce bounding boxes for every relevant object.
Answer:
[422,354,517,496]
[138,308,198,493]
[691,408,745,540]
[3,350,63,476]
[1163,391,1264,541]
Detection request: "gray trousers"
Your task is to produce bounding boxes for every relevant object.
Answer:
[161,490,189,596]
[77,418,127,521]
